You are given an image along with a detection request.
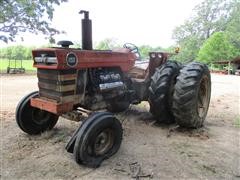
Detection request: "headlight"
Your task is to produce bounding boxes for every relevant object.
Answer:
[34,54,57,64]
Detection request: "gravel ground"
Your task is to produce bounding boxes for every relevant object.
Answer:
[1,73,240,179]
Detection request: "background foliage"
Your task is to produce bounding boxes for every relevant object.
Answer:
[0,45,34,60]
[0,0,239,67]
[172,0,240,63]
[0,0,67,43]
[197,32,239,63]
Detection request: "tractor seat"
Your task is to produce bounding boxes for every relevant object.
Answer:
[128,60,149,79]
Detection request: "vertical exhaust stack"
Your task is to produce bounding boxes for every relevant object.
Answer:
[79,10,92,50]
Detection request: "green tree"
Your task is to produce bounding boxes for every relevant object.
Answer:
[197,32,239,64]
[11,46,25,60]
[138,45,153,59]
[172,36,202,62]
[95,38,121,50]
[0,45,34,60]
[0,0,67,43]
[226,0,240,49]
[23,46,35,60]
[172,0,236,61]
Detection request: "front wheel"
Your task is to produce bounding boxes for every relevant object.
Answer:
[16,91,59,135]
[73,112,123,167]
[172,62,211,128]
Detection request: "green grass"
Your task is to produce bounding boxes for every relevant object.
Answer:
[0,59,36,72]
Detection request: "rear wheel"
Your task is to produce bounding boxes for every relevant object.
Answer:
[172,62,211,128]
[73,112,122,167]
[16,91,59,135]
[148,61,182,123]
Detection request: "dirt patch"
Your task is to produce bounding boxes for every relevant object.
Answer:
[1,73,240,179]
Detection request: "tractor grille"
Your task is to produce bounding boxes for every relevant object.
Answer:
[37,69,77,103]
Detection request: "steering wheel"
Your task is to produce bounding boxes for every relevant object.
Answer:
[123,43,141,60]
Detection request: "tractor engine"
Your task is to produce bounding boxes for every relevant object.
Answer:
[90,68,123,92]
[83,67,127,110]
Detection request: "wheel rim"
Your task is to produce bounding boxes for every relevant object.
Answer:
[93,129,114,156]
[32,108,51,125]
[197,75,210,118]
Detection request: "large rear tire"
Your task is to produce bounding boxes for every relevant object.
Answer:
[172,62,211,128]
[148,61,182,123]
[16,91,59,135]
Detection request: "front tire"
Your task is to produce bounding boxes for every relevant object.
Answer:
[172,62,211,128]
[16,91,59,135]
[73,112,123,167]
[148,61,182,123]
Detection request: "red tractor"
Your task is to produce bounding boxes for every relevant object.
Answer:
[16,11,211,167]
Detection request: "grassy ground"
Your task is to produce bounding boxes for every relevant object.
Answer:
[0,59,36,73]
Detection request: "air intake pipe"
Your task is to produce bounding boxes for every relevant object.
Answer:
[79,10,92,50]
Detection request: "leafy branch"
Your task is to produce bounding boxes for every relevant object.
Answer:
[0,0,67,43]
